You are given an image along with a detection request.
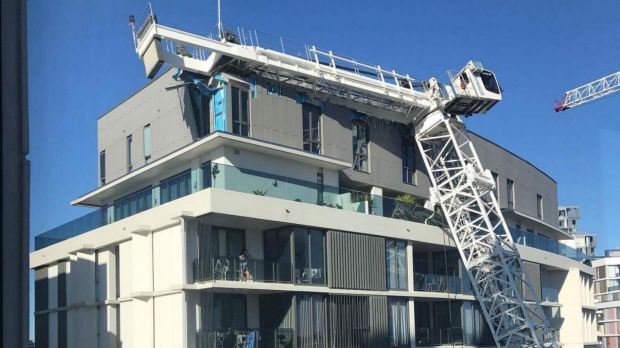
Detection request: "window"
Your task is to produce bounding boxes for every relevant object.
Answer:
[386,239,407,290]
[210,293,247,330]
[126,135,133,172]
[294,228,325,285]
[387,298,409,347]
[506,179,514,209]
[113,186,152,221]
[188,87,210,138]
[480,70,500,94]
[159,170,191,204]
[302,104,321,154]
[491,172,499,200]
[536,194,543,219]
[143,124,151,160]
[231,86,249,136]
[401,137,415,184]
[352,119,369,172]
[99,150,106,185]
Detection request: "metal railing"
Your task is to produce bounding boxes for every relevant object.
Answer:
[196,328,294,348]
[510,228,588,260]
[416,327,465,346]
[413,272,469,294]
[193,257,292,284]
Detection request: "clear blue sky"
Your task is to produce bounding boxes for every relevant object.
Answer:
[28,0,620,337]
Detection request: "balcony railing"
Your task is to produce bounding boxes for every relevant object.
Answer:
[541,286,560,302]
[196,328,294,348]
[416,327,465,346]
[413,272,470,294]
[193,257,292,283]
[35,161,444,250]
[509,228,588,260]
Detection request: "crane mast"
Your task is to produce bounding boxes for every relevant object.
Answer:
[130,8,558,347]
[555,70,620,111]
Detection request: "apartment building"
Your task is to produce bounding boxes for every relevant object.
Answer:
[32,60,598,347]
[594,249,620,347]
[559,206,580,235]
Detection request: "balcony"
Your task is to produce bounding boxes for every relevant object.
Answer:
[193,257,293,284]
[541,286,560,303]
[413,272,470,294]
[509,228,587,260]
[196,328,294,348]
[416,327,464,346]
[35,162,443,250]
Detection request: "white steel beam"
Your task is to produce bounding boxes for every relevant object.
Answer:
[415,111,558,347]
[555,71,620,111]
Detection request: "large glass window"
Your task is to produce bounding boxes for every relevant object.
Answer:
[352,119,369,172]
[113,186,152,221]
[294,228,325,285]
[302,104,321,154]
[402,137,415,184]
[159,170,191,204]
[231,86,249,136]
[212,293,247,330]
[263,228,292,282]
[386,239,407,290]
[507,179,515,209]
[388,297,409,347]
[296,294,327,348]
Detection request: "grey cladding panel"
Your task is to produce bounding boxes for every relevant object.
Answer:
[97,69,200,183]
[327,230,386,291]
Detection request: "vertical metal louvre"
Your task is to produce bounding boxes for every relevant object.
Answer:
[328,295,388,348]
[327,230,386,290]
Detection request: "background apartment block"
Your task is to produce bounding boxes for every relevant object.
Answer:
[594,250,620,347]
[558,206,597,257]
[31,66,597,348]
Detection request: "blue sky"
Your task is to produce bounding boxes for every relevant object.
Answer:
[28,0,620,337]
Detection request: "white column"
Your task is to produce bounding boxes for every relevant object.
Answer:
[48,264,59,348]
[409,299,416,348]
[132,231,154,348]
[407,241,414,292]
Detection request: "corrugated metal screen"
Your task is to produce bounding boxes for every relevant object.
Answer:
[327,230,386,290]
[328,295,388,348]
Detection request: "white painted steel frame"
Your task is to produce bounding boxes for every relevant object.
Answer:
[135,21,432,119]
[557,71,620,111]
[132,15,558,348]
[415,111,558,347]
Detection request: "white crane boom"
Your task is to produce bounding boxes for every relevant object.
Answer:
[130,8,558,347]
[555,70,620,112]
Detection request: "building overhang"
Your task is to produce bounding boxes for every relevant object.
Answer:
[502,208,573,241]
[72,131,350,207]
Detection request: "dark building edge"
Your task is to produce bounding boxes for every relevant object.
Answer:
[1,0,30,347]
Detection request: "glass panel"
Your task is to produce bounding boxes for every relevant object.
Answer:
[294,228,310,284]
[397,241,407,290]
[386,240,396,289]
[241,90,249,123]
[310,229,325,284]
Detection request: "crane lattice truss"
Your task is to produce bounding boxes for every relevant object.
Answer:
[555,70,620,111]
[132,11,558,347]
[416,112,557,347]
